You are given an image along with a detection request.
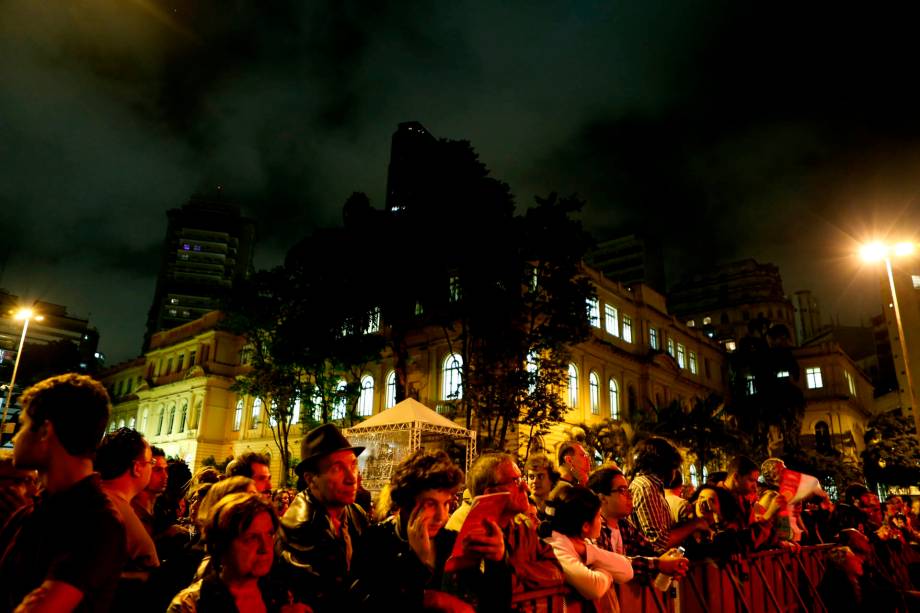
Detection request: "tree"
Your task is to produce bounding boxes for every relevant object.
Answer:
[725,319,804,458]
[862,409,920,489]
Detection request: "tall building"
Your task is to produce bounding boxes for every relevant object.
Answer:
[872,253,920,428]
[794,290,823,342]
[143,196,255,350]
[384,121,438,213]
[667,259,797,348]
[586,234,666,292]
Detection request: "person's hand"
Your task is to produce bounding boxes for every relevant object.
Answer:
[461,519,505,562]
[423,590,476,612]
[657,552,690,577]
[408,503,436,568]
[778,540,800,553]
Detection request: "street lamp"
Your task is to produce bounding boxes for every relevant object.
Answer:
[1,308,43,439]
[860,241,917,413]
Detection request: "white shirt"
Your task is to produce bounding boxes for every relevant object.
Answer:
[545,531,633,600]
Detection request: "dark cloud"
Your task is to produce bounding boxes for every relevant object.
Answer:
[3,1,920,361]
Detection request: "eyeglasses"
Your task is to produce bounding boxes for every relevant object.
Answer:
[609,486,631,497]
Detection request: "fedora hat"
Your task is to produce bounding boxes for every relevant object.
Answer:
[295,423,364,476]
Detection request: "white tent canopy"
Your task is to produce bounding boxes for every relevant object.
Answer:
[344,398,476,493]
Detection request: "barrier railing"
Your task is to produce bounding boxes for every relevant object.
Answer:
[512,545,836,613]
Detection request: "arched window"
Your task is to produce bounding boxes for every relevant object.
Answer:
[385,371,397,409]
[815,421,831,451]
[333,380,348,420]
[250,398,262,428]
[358,375,374,416]
[178,401,188,433]
[269,400,279,427]
[233,399,243,431]
[156,405,165,435]
[443,354,463,400]
[117,418,125,429]
[193,399,202,429]
[589,371,600,414]
[609,379,620,420]
[526,351,538,394]
[128,416,136,429]
[141,408,148,433]
[567,364,578,408]
[165,403,176,435]
[291,398,301,424]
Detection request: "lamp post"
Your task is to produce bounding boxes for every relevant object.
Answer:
[860,241,917,413]
[1,308,43,439]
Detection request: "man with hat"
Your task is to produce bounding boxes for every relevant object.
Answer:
[276,423,368,611]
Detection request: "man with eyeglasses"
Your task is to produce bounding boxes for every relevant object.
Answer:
[446,452,563,611]
[587,466,689,581]
[96,428,160,573]
[131,446,168,537]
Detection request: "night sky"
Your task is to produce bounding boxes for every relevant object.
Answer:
[3,2,920,364]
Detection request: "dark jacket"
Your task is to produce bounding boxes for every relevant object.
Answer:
[275,490,368,611]
[351,516,456,611]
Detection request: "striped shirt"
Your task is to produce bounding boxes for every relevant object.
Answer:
[627,473,672,555]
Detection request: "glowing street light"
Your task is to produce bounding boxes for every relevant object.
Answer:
[1,308,44,439]
[860,241,917,413]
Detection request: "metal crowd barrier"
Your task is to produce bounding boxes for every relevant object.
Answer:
[512,545,836,613]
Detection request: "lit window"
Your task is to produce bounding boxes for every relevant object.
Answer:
[806,367,823,389]
[587,298,600,327]
[332,380,348,420]
[845,371,856,396]
[365,308,380,334]
[687,320,695,328]
[415,301,424,316]
[233,400,243,431]
[667,338,675,356]
[622,316,633,343]
[677,344,686,368]
[529,266,539,292]
[702,316,712,325]
[251,398,262,428]
[128,416,136,429]
[776,370,790,378]
[725,340,737,352]
[358,375,374,416]
[605,305,619,337]
[913,275,920,289]
[291,398,301,424]
[449,276,461,302]
[567,363,578,408]
[118,418,125,429]
[385,371,397,408]
[589,372,600,414]
[649,327,658,350]
[443,354,463,400]
[526,351,538,394]
[745,375,756,395]
[609,379,619,420]
[689,352,698,374]
[270,400,278,427]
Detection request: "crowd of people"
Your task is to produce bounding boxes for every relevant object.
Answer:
[0,373,918,612]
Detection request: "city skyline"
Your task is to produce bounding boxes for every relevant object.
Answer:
[2,2,920,362]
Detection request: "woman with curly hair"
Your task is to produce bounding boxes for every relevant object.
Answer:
[351,449,471,611]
